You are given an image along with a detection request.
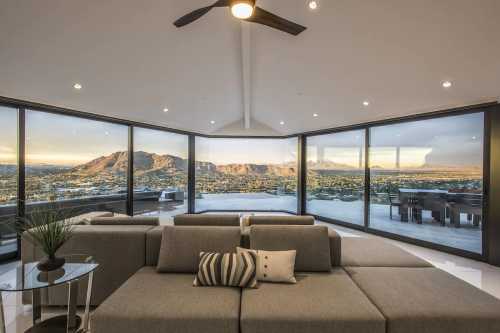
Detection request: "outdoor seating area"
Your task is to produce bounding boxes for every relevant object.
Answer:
[394,189,482,228]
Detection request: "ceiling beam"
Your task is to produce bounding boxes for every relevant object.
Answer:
[241,22,251,129]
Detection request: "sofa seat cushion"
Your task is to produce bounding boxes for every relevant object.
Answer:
[345,267,500,333]
[240,269,385,333]
[92,267,241,333]
[341,237,432,267]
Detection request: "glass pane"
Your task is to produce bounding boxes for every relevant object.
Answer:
[195,137,298,212]
[0,107,18,259]
[133,127,188,220]
[369,113,484,253]
[25,110,128,217]
[306,130,365,225]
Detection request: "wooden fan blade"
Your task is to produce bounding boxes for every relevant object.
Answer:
[174,6,214,27]
[173,0,230,28]
[244,6,307,36]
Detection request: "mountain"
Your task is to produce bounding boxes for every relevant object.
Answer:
[72,151,187,175]
[0,164,17,176]
[71,152,296,177]
[215,164,296,177]
[307,161,358,170]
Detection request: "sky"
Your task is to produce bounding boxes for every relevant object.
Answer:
[134,127,188,159]
[196,137,298,165]
[307,113,484,169]
[0,108,484,168]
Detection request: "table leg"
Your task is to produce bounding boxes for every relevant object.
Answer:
[81,271,94,333]
[0,292,6,333]
[400,204,409,222]
[67,280,79,332]
[32,288,41,325]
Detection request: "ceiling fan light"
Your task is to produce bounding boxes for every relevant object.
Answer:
[231,1,254,19]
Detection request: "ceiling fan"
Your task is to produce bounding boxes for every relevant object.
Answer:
[174,0,307,36]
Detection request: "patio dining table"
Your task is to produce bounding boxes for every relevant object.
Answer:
[397,189,482,228]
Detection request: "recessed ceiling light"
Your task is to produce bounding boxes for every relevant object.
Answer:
[363,101,370,106]
[442,81,452,88]
[210,120,215,124]
[313,113,319,117]
[73,83,82,90]
[308,1,318,10]
[280,121,285,125]
[163,108,169,113]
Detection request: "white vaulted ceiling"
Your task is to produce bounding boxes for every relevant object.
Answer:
[0,0,499,135]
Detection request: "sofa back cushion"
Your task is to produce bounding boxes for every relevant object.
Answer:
[248,215,314,226]
[174,214,240,226]
[250,225,331,272]
[157,226,242,273]
[90,216,159,226]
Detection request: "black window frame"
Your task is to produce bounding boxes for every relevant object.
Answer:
[0,95,497,263]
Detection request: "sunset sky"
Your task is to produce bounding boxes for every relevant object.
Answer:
[0,108,484,168]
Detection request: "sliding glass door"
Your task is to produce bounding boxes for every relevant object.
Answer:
[25,110,129,217]
[133,127,188,219]
[0,107,18,259]
[306,130,365,225]
[195,137,298,212]
[369,113,484,253]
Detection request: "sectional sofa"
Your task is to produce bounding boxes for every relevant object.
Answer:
[21,214,500,333]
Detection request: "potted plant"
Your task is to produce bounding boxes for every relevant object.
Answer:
[16,208,75,272]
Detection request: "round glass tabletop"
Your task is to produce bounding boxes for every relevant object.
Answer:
[0,254,99,292]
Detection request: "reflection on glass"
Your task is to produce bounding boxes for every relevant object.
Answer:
[306,130,365,225]
[0,107,18,258]
[195,137,298,212]
[25,111,128,216]
[133,127,188,219]
[369,113,484,253]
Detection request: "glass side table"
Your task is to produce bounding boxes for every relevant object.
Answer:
[0,255,98,333]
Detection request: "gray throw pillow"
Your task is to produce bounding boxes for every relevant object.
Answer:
[250,225,331,272]
[156,226,241,273]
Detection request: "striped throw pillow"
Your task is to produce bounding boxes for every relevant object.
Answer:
[193,251,258,288]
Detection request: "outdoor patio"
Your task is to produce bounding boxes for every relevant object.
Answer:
[308,200,482,254]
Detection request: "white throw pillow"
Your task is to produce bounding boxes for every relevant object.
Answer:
[237,247,297,284]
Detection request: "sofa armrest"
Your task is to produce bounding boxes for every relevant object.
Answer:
[22,225,154,306]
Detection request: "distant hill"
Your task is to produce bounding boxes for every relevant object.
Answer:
[215,164,296,177]
[307,161,358,170]
[71,152,296,177]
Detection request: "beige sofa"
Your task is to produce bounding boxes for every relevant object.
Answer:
[21,214,500,333]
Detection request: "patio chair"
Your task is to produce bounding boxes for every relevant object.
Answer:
[388,192,401,220]
[447,194,483,229]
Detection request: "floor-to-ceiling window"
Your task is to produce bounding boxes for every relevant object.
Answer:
[0,107,18,259]
[369,113,484,253]
[25,110,129,217]
[195,137,298,212]
[306,130,365,225]
[133,127,188,220]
